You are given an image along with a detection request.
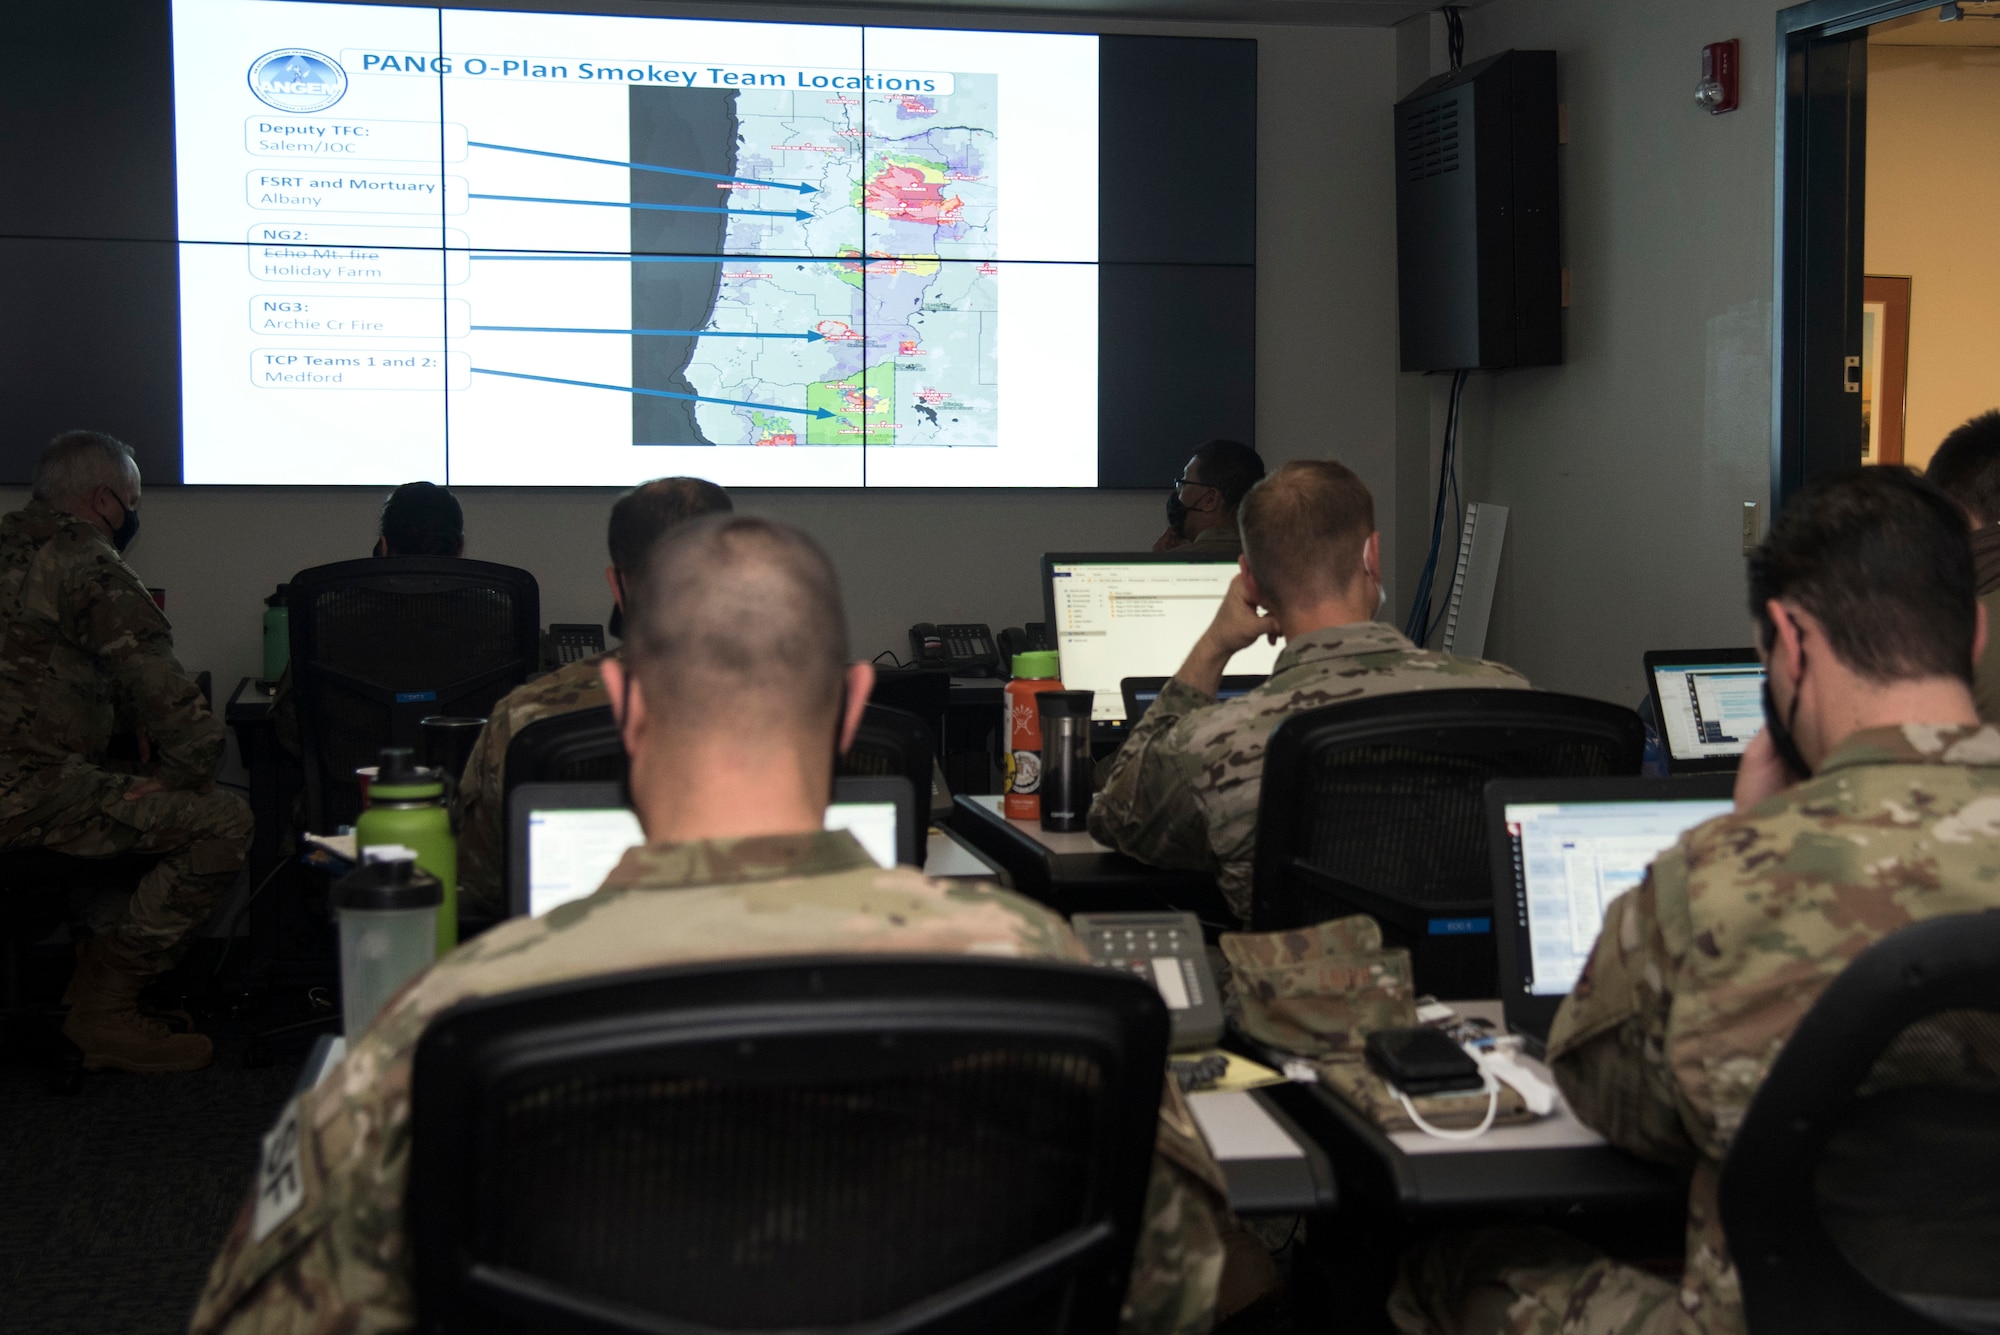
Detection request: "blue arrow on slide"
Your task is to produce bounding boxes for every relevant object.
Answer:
[469,140,820,195]
[471,366,838,419]
[472,324,826,342]
[470,192,813,222]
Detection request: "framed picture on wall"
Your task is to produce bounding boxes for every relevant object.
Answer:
[1861,276,1912,466]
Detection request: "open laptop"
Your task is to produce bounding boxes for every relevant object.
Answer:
[507,776,919,918]
[1120,676,1265,728]
[1488,776,1736,1047]
[1643,649,1766,774]
[1043,553,1281,736]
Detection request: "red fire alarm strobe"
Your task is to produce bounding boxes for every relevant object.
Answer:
[1698,39,1740,114]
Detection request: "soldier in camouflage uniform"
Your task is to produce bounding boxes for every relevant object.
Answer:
[453,477,731,916]
[1152,439,1265,557]
[1097,459,1530,921]
[0,432,251,1072]
[1390,467,2000,1335]
[195,514,1242,1335]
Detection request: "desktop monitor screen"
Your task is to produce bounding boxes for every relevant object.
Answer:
[514,782,902,916]
[1645,650,1766,773]
[1043,553,1281,722]
[1489,776,1734,1039]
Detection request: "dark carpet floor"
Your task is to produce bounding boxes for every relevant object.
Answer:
[0,975,309,1335]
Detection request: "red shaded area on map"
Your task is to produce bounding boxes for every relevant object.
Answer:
[816,319,863,342]
[863,165,963,224]
[755,430,797,447]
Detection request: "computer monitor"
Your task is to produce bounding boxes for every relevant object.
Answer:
[507,776,918,918]
[1043,553,1283,725]
[1643,648,1766,774]
[1488,776,1736,1043]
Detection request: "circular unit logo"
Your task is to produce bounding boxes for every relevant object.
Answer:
[248,48,347,113]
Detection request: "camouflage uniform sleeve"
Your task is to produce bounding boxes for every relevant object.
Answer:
[1120,1080,1229,1335]
[452,711,509,919]
[1088,679,1218,875]
[1546,850,1698,1166]
[65,541,223,789]
[191,1012,425,1335]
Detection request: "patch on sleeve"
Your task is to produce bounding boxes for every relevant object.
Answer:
[252,1097,306,1243]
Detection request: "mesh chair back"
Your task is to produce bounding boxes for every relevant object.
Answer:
[1722,911,2000,1335]
[839,704,937,811]
[1252,689,1642,997]
[869,668,951,761]
[411,956,1167,1335]
[503,705,626,792]
[289,557,539,831]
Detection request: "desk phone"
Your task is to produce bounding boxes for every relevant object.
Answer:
[542,623,607,670]
[1072,911,1224,1051]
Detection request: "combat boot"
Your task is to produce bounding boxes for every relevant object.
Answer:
[61,938,214,1073]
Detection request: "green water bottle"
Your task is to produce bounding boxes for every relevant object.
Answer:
[353,747,458,955]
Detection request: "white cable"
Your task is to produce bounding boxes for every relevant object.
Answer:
[1395,1070,1500,1141]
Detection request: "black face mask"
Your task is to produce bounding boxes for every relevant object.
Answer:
[110,502,140,554]
[1761,678,1812,782]
[1166,488,1191,539]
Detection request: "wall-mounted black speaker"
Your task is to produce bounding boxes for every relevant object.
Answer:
[1395,50,1561,373]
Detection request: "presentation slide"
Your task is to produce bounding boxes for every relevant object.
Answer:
[169,0,1101,486]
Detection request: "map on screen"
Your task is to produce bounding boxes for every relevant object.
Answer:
[170,0,1100,486]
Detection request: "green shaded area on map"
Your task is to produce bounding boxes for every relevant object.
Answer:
[749,411,799,446]
[807,361,896,445]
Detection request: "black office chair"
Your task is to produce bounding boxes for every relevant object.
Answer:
[840,704,938,817]
[503,705,625,791]
[410,955,1168,1335]
[288,557,540,832]
[0,850,158,1093]
[1720,911,2000,1334]
[869,667,951,762]
[1250,688,1643,998]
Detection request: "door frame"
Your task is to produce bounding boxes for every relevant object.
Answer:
[1771,0,1934,505]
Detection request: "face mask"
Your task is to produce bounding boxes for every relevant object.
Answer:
[1761,678,1813,781]
[110,501,140,554]
[1166,489,1191,539]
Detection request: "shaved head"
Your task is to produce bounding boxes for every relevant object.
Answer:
[623,515,849,742]
[1240,459,1376,612]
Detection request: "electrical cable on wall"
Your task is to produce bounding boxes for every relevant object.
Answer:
[1402,368,1470,646]
[1442,5,1465,72]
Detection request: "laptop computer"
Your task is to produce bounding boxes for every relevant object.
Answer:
[1043,552,1284,739]
[507,775,920,918]
[1488,775,1736,1047]
[1120,676,1266,728]
[1643,648,1766,774]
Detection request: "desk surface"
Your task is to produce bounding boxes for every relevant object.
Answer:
[924,828,1001,879]
[961,793,1118,856]
[1270,999,1683,1216]
[948,793,1233,923]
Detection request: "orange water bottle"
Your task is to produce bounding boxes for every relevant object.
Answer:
[1004,651,1064,821]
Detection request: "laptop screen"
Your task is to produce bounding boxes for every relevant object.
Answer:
[1504,794,1732,997]
[524,801,900,918]
[1046,556,1283,722]
[1651,659,1766,763]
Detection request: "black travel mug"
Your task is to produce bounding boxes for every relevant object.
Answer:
[1036,691,1096,832]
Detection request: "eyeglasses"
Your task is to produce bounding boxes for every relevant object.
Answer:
[1173,475,1219,495]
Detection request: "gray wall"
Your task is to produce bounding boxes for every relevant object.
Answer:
[1394,0,1786,706]
[2,6,1399,700]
